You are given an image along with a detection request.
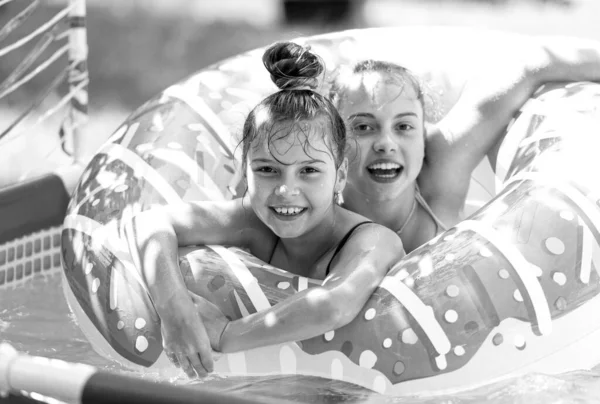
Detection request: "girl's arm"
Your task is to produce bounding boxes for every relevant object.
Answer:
[210,225,404,353]
[127,197,270,377]
[424,35,600,213]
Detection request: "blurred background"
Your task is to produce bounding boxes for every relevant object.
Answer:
[1,0,599,186]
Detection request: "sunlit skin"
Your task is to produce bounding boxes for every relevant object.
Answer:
[337,71,426,233]
[246,116,349,273]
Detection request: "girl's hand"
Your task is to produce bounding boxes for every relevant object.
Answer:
[159,295,215,378]
[189,292,230,352]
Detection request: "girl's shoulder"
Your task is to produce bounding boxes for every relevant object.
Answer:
[336,208,403,252]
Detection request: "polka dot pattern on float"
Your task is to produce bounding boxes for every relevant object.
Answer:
[364,308,376,320]
[383,338,392,349]
[552,272,567,286]
[401,329,418,345]
[277,281,290,290]
[545,237,565,255]
[92,278,100,293]
[444,310,458,323]
[393,361,405,376]
[359,350,378,369]
[135,318,146,329]
[324,331,335,342]
[446,285,460,298]
[480,247,493,258]
[513,290,524,302]
[513,335,526,350]
[454,346,465,356]
[136,336,149,352]
[464,321,479,333]
[492,333,504,346]
[555,296,567,311]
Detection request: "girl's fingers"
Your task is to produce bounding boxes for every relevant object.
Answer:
[188,353,209,378]
[165,351,180,368]
[176,352,197,378]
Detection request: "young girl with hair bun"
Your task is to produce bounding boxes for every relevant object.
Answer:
[130,41,404,379]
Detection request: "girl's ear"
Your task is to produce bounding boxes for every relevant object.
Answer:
[335,157,348,193]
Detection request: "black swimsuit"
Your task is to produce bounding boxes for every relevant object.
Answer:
[268,221,373,277]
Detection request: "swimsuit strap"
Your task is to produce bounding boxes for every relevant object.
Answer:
[415,183,448,234]
[268,237,280,264]
[325,221,373,276]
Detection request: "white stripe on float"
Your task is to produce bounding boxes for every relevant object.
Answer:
[232,290,251,317]
[297,276,308,292]
[163,85,234,152]
[581,221,600,283]
[104,121,139,148]
[120,121,141,148]
[581,221,593,284]
[72,185,105,213]
[379,276,451,356]
[594,238,600,278]
[207,245,271,311]
[101,143,182,203]
[517,129,561,148]
[73,143,183,213]
[147,148,225,201]
[455,220,552,336]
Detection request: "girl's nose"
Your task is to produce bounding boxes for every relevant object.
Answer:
[373,131,398,153]
[274,184,299,197]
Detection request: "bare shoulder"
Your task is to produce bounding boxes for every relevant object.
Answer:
[347,222,405,261]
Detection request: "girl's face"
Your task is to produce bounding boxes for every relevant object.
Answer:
[338,72,425,202]
[246,117,347,239]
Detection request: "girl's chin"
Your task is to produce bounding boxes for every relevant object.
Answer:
[364,180,411,200]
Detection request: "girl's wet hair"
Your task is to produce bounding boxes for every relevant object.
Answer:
[240,42,346,172]
[329,60,439,122]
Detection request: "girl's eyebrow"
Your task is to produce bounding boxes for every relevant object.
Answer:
[348,112,418,120]
[348,113,374,120]
[394,112,418,119]
[299,159,326,165]
[250,158,274,164]
[250,158,326,165]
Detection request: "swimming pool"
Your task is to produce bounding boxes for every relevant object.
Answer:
[2,203,600,404]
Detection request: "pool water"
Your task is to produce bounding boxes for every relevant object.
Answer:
[2,273,600,404]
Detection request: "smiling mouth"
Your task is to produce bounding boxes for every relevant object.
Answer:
[367,162,403,180]
[270,206,307,216]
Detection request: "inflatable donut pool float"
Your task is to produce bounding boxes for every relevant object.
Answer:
[60,27,600,396]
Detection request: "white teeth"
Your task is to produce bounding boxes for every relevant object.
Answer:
[368,162,401,170]
[274,207,304,215]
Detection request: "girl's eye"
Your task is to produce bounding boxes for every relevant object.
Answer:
[396,123,414,131]
[254,166,276,174]
[352,123,374,133]
[301,167,319,174]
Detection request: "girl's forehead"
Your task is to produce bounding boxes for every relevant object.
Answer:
[250,120,335,163]
[340,71,419,106]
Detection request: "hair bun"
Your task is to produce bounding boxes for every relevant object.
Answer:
[262,42,323,90]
